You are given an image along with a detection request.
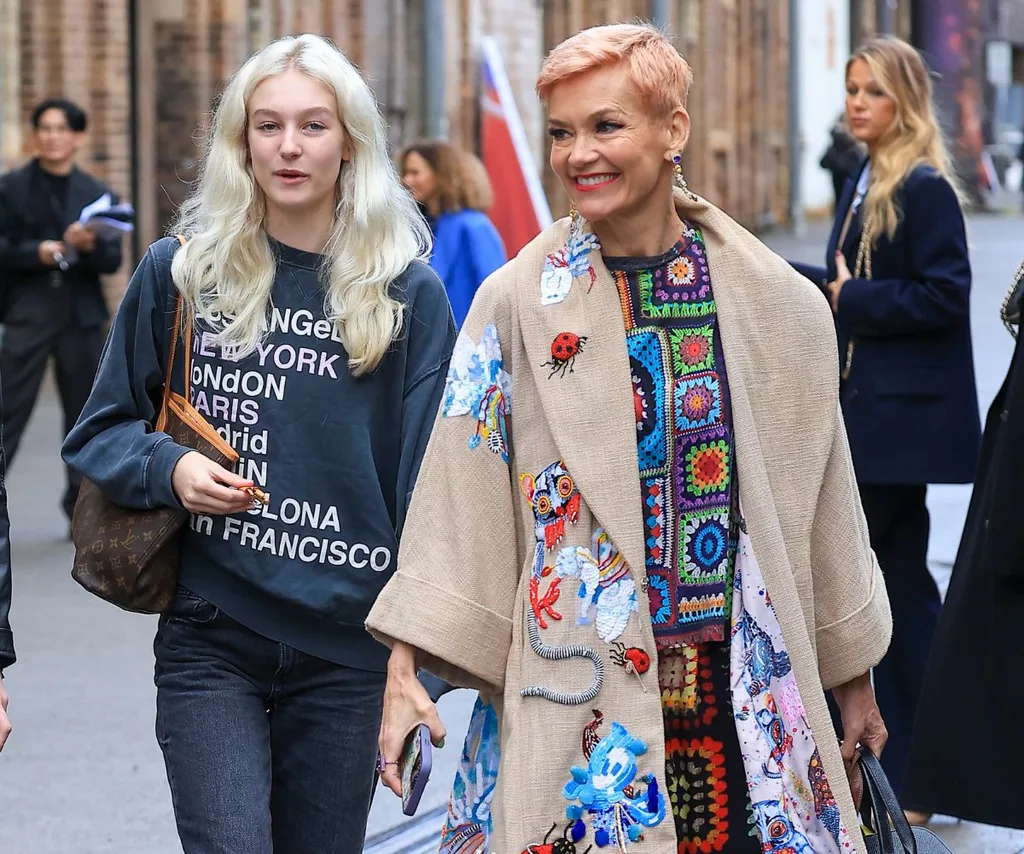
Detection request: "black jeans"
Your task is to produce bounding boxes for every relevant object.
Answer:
[855,484,938,799]
[0,315,103,520]
[153,586,385,854]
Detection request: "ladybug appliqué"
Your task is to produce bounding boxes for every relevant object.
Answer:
[610,643,650,693]
[609,643,650,676]
[523,822,591,854]
[542,332,587,379]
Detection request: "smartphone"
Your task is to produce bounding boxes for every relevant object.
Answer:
[400,723,432,816]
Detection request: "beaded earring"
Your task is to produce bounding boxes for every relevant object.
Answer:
[673,153,698,201]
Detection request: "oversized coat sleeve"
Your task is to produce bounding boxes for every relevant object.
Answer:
[366,269,521,693]
[810,401,893,690]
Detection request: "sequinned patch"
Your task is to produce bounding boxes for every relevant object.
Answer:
[674,372,723,434]
[443,324,510,416]
[520,461,581,551]
[627,330,671,474]
[540,217,601,305]
[563,720,667,848]
[669,325,715,375]
[555,528,638,644]
[443,324,513,462]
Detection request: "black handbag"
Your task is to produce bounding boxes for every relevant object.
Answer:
[1000,257,1024,336]
[859,747,953,854]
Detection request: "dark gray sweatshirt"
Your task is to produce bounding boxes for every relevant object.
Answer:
[63,236,455,671]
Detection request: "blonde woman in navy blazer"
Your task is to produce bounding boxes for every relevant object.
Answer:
[793,36,981,810]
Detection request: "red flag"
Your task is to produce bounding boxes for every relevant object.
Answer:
[479,37,552,257]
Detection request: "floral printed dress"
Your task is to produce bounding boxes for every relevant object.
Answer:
[605,225,759,853]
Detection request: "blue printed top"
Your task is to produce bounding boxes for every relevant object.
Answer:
[605,222,735,649]
[63,236,456,671]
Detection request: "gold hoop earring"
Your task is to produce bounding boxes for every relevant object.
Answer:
[673,153,697,201]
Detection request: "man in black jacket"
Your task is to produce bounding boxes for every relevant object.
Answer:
[0,99,123,524]
[0,375,15,752]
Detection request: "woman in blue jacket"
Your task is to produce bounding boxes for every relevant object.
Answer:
[401,140,506,327]
[793,37,981,808]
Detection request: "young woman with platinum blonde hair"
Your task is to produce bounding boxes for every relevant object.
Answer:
[64,33,454,854]
[370,22,889,854]
[792,36,979,816]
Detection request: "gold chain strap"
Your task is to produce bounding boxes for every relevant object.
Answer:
[1000,257,1024,339]
[853,216,872,280]
[841,216,872,381]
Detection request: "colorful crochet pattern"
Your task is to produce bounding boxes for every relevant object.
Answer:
[608,225,735,649]
[660,644,760,853]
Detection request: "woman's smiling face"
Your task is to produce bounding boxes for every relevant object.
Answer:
[546,63,683,226]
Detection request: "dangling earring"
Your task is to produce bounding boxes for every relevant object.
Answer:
[673,154,697,201]
[569,200,579,221]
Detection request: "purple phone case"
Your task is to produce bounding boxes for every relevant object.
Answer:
[400,724,432,816]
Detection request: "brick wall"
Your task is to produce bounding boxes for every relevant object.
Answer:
[4,0,800,307]
[3,0,132,305]
[542,0,795,228]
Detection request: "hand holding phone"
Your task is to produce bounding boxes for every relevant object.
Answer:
[400,723,432,816]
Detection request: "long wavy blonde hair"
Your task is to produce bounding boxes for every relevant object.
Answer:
[171,34,430,376]
[849,37,963,248]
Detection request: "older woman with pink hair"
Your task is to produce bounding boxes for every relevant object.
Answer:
[368,23,890,854]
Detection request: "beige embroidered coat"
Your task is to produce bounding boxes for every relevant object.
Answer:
[367,191,892,854]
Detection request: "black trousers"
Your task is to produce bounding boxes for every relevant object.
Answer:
[831,484,938,800]
[0,313,104,521]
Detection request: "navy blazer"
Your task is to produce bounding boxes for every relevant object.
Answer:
[793,162,981,485]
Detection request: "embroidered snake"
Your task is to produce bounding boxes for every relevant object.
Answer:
[519,464,605,706]
[521,606,605,706]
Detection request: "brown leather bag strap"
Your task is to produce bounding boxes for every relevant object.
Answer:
[155,235,188,433]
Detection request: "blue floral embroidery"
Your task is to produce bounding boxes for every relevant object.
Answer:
[443,324,512,461]
[567,225,600,280]
[563,722,666,848]
[540,218,601,305]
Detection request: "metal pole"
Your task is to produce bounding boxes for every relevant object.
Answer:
[877,0,896,35]
[850,0,863,48]
[128,0,142,264]
[421,0,446,139]
[650,0,670,31]
[788,0,805,234]
[0,2,4,175]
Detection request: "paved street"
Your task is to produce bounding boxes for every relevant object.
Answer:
[2,214,1023,853]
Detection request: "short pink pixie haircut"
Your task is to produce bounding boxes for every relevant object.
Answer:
[536,23,694,116]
